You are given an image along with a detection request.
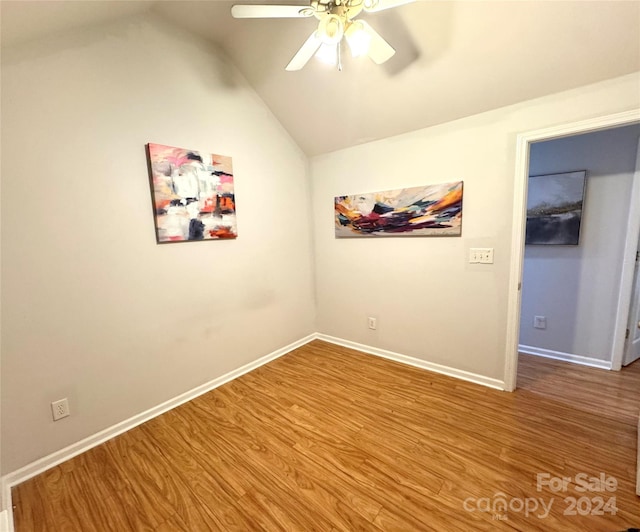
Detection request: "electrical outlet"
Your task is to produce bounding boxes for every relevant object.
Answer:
[368,317,377,330]
[534,316,547,330]
[51,398,70,421]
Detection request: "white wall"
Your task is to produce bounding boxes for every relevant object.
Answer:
[0,14,316,474]
[311,73,640,381]
[2,10,639,478]
[520,125,640,361]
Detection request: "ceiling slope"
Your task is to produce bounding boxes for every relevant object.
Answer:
[3,1,639,155]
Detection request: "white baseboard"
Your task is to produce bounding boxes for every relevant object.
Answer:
[518,344,612,370]
[317,334,505,390]
[1,331,506,531]
[1,334,316,497]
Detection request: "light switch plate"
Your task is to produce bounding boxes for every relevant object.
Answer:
[470,248,494,264]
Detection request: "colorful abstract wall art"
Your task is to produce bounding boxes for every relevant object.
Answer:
[146,143,236,243]
[335,181,463,237]
[525,171,586,245]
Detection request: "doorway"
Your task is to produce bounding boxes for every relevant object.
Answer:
[518,125,640,371]
[503,110,640,391]
[622,226,640,366]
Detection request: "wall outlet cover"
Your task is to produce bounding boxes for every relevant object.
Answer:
[51,398,70,421]
[534,316,547,329]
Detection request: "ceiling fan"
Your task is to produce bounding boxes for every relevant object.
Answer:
[231,0,415,71]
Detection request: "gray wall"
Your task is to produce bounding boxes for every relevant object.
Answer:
[520,125,640,361]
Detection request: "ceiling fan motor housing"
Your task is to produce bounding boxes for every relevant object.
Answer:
[312,0,365,20]
[318,14,345,44]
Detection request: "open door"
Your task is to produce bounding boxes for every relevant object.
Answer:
[623,139,640,367]
[623,244,640,366]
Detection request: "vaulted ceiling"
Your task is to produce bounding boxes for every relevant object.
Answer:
[2,0,639,155]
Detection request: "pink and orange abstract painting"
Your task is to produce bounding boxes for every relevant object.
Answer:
[335,181,463,237]
[146,143,236,243]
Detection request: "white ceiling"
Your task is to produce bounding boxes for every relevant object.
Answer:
[2,0,639,155]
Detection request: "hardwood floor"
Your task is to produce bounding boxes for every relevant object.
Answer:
[12,341,640,531]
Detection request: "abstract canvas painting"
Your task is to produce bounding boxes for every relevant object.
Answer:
[335,181,463,237]
[525,171,586,245]
[146,143,236,243]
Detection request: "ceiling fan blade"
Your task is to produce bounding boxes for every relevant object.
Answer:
[286,31,322,71]
[231,4,311,18]
[359,20,395,64]
[364,0,415,13]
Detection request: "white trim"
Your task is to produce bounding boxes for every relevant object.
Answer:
[504,131,530,391]
[317,334,505,390]
[611,137,640,370]
[518,344,612,370]
[1,331,507,492]
[0,480,11,532]
[505,109,640,390]
[0,331,507,530]
[0,510,9,532]
[1,334,316,494]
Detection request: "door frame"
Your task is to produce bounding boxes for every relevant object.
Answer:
[618,138,640,368]
[503,109,640,391]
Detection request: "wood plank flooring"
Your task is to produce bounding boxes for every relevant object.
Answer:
[12,341,640,531]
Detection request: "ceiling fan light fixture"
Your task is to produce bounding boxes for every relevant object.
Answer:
[345,21,371,57]
[231,0,412,71]
[315,42,339,65]
[318,14,344,44]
